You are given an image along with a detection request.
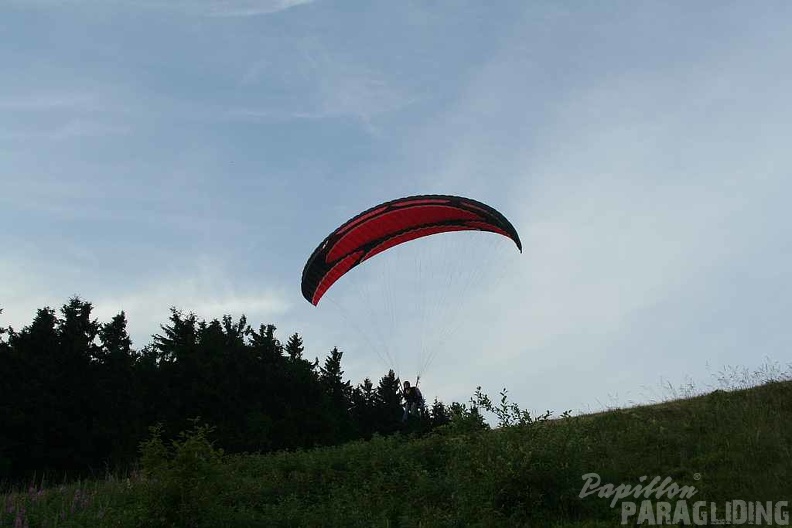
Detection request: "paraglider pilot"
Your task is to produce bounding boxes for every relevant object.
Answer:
[401,379,424,422]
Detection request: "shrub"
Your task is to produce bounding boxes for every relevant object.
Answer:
[138,420,226,527]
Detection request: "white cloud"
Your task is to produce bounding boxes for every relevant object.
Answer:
[0,255,291,348]
[92,259,292,347]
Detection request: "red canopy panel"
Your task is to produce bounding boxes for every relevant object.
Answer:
[311,250,365,306]
[361,225,469,263]
[326,205,481,263]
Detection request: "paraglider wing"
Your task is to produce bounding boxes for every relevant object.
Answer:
[301,195,522,305]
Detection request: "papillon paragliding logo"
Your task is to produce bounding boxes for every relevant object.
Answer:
[301,194,522,376]
[579,473,790,526]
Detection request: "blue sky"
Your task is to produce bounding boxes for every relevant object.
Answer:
[2,1,791,415]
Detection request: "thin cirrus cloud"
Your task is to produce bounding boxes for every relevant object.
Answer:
[0,120,130,142]
[0,90,133,143]
[194,0,314,17]
[7,0,314,17]
[0,93,100,111]
[231,53,418,129]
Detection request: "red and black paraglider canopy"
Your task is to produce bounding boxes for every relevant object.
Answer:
[301,194,522,305]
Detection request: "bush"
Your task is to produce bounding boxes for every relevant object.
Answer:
[138,420,226,527]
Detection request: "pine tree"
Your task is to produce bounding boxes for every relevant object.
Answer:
[97,311,133,363]
[57,298,102,468]
[94,311,140,465]
[3,307,61,477]
[249,323,282,362]
[430,398,450,427]
[0,308,7,344]
[153,308,198,363]
[285,333,304,361]
[374,369,403,434]
[351,378,378,438]
[319,347,352,406]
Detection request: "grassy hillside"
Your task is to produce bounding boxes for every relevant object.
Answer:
[3,380,791,527]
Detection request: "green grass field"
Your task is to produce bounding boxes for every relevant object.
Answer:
[3,379,790,527]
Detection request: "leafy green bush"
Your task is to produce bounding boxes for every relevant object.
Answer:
[138,420,226,527]
[471,386,567,427]
[438,401,489,434]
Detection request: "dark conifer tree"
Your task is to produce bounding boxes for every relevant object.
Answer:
[0,307,7,342]
[374,369,403,434]
[351,377,378,438]
[56,298,102,470]
[93,311,140,465]
[319,347,352,406]
[249,323,282,363]
[152,309,201,432]
[0,309,14,477]
[4,302,93,475]
[97,312,133,362]
[202,315,251,451]
[58,297,100,361]
[429,398,450,428]
[285,333,304,361]
[153,308,198,363]
[318,347,354,441]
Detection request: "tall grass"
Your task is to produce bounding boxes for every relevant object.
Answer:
[2,369,791,527]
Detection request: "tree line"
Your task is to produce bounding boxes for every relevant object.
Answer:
[0,298,454,485]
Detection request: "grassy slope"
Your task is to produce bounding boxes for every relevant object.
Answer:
[3,380,791,527]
